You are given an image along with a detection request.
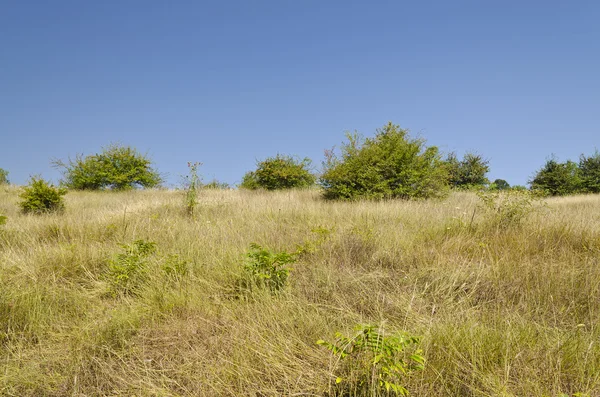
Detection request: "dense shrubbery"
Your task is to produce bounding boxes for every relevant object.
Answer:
[54,144,162,190]
[445,152,490,189]
[19,177,66,214]
[0,168,8,185]
[240,155,315,190]
[320,122,449,200]
[579,150,600,193]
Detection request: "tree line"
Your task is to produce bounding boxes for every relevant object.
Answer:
[1,122,598,211]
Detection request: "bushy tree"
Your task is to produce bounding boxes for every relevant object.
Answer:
[579,150,600,193]
[445,152,490,188]
[320,122,449,200]
[490,179,510,191]
[0,168,8,185]
[529,157,581,196]
[54,144,162,190]
[240,155,316,190]
[19,177,66,214]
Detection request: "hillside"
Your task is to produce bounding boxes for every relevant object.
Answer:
[1,187,600,396]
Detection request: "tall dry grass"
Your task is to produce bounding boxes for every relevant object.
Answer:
[1,185,600,396]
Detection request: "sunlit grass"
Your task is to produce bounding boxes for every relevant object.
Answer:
[1,186,600,396]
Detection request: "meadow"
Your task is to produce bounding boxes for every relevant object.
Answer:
[1,186,600,396]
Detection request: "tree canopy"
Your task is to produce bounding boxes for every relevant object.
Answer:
[54,144,162,190]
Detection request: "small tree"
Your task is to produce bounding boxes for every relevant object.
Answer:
[0,168,8,185]
[320,122,449,200]
[54,144,162,190]
[240,155,316,190]
[445,152,490,189]
[579,150,600,194]
[490,179,510,191]
[529,157,581,196]
[19,177,67,214]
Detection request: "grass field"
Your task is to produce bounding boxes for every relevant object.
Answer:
[1,186,600,396]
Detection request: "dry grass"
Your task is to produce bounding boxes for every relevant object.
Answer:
[1,185,600,396]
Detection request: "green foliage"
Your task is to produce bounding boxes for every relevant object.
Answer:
[317,324,424,396]
[240,154,316,190]
[579,150,600,193]
[489,178,510,191]
[445,152,490,189]
[320,122,449,200]
[477,190,540,229]
[530,157,581,196]
[107,240,156,296]
[54,144,162,190]
[0,214,6,225]
[0,168,8,184]
[184,162,201,216]
[203,179,230,189]
[241,243,295,293]
[161,254,189,280]
[18,177,67,214]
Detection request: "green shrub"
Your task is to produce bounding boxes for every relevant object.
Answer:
[445,152,490,189]
[241,243,295,293]
[529,157,581,196]
[320,122,449,200]
[0,168,8,185]
[240,155,316,190]
[183,162,201,216]
[477,190,541,229]
[317,324,424,396]
[54,144,162,190]
[579,150,600,194]
[107,240,156,296]
[19,177,66,214]
[0,214,6,225]
[203,179,230,189]
[489,178,510,191]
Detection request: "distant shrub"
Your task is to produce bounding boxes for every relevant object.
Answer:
[240,243,295,293]
[320,122,449,200]
[108,240,156,296]
[489,179,510,191]
[183,162,201,216]
[317,324,424,396]
[445,152,490,189]
[19,177,66,214]
[0,168,8,185]
[579,150,600,194]
[529,157,581,196]
[0,214,6,226]
[240,155,316,190]
[477,190,541,229]
[54,144,162,190]
[203,179,230,189]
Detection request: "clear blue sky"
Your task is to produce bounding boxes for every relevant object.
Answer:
[1,1,598,187]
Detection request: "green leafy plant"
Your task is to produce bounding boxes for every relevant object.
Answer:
[203,179,230,189]
[241,243,295,293]
[107,240,156,296]
[489,178,510,191]
[0,168,8,185]
[529,156,581,196]
[477,189,541,229]
[183,162,202,216]
[579,150,600,194]
[445,152,490,189]
[0,214,6,225]
[53,144,162,190]
[317,324,425,396]
[320,122,449,200]
[240,154,316,190]
[162,254,189,280]
[19,177,67,214]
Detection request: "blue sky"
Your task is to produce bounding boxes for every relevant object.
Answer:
[1,1,598,187]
